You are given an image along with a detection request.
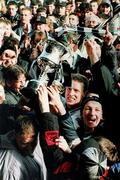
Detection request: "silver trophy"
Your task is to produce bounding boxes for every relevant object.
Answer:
[21,36,68,98]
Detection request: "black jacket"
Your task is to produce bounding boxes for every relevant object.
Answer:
[91,61,120,146]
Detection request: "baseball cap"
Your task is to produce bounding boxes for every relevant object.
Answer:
[35,16,47,24]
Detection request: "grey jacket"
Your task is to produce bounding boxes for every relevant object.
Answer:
[0,131,47,180]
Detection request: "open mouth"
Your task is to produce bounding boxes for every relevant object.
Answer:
[88,118,96,122]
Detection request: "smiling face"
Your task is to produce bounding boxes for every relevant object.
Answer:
[83,100,103,129]
[65,80,85,108]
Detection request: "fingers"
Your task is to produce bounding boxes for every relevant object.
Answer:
[55,136,66,145]
[47,85,59,99]
[105,23,109,34]
[38,85,50,112]
[38,85,48,98]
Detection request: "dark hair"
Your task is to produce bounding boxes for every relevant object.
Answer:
[37,6,47,13]
[113,36,120,47]
[71,73,89,93]
[46,0,55,5]
[4,65,26,83]
[90,0,98,4]
[81,95,102,109]
[15,115,38,136]
[0,43,17,55]
[7,1,18,7]
[3,36,19,47]
[31,0,39,6]
[79,2,92,12]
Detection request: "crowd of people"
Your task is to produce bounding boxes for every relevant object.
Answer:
[0,0,120,179]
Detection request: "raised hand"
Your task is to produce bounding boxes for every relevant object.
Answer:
[84,39,101,65]
[47,85,66,115]
[103,24,113,46]
[38,85,50,113]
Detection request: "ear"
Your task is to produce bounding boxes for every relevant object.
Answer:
[6,81,14,88]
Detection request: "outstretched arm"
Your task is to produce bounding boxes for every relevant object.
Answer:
[85,39,117,97]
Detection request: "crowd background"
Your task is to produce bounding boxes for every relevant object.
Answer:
[0,0,120,179]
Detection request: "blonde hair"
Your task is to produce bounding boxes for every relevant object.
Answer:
[0,0,7,14]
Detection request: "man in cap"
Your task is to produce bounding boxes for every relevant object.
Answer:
[55,1,67,26]
[98,0,113,20]
[34,16,49,32]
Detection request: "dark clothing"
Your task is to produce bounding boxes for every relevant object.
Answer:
[18,56,31,74]
[5,13,20,30]
[91,60,120,146]
[108,162,120,179]
[72,56,91,78]
[0,104,18,134]
[5,87,21,105]
[0,66,4,83]
[101,43,120,83]
[39,112,76,180]
[59,112,81,143]
[0,104,36,134]
[39,112,107,180]
[59,111,105,145]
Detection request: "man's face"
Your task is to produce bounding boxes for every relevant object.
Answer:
[83,101,103,129]
[1,49,17,68]
[31,5,38,15]
[87,19,98,28]
[20,9,32,24]
[8,5,18,17]
[65,80,84,108]
[16,128,37,155]
[69,15,79,26]
[37,11,47,17]
[9,74,26,93]
[47,4,55,14]
[100,4,110,15]
[57,6,66,16]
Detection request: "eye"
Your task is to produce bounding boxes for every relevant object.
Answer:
[66,87,71,91]
[11,56,16,59]
[74,89,80,93]
[95,108,101,112]
[84,106,91,111]
[5,53,9,58]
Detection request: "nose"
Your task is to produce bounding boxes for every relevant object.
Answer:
[69,88,75,96]
[21,80,26,87]
[90,108,96,115]
[3,59,12,67]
